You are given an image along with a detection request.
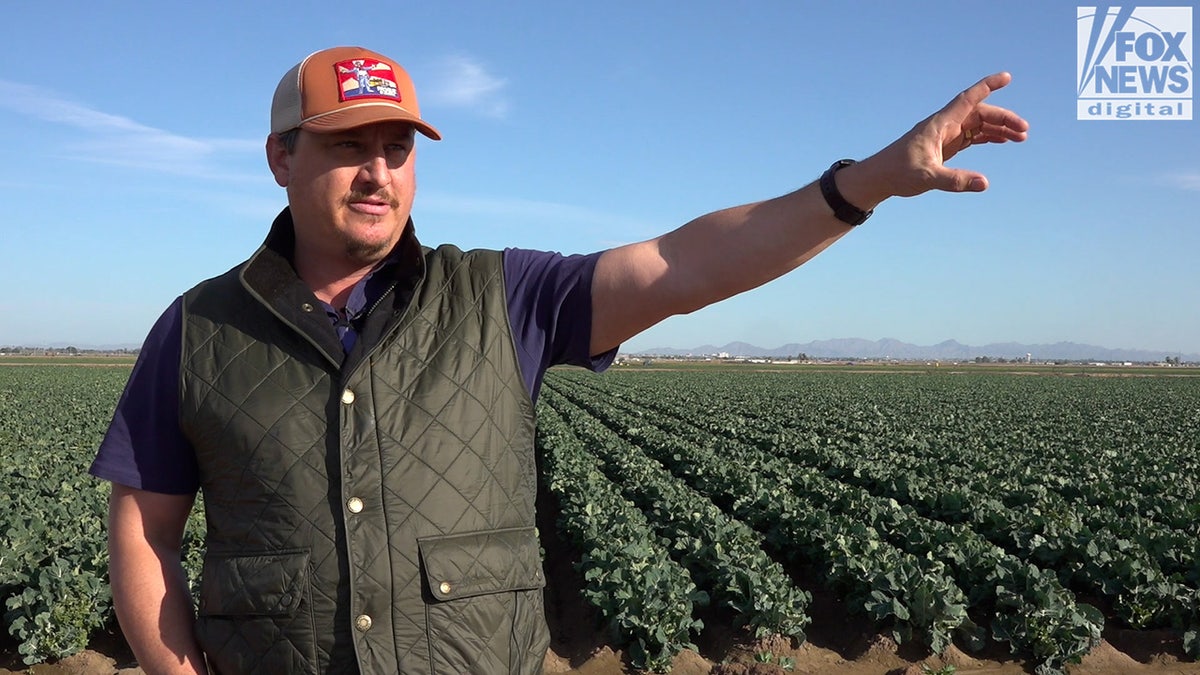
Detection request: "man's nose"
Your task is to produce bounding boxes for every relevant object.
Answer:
[358,154,392,187]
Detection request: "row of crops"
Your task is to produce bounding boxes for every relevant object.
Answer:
[538,367,1200,673]
[2,363,1198,673]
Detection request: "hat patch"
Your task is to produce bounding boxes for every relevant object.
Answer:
[335,58,401,102]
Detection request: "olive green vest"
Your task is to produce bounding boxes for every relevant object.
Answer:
[179,212,547,674]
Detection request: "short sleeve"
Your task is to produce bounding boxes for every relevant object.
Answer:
[503,248,617,401]
[89,297,199,495]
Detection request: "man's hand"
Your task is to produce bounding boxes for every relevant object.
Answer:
[843,72,1030,206]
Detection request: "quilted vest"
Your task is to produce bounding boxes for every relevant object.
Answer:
[178,213,547,674]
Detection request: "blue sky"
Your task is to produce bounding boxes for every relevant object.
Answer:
[1,1,1196,355]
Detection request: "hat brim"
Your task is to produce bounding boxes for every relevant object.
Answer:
[299,103,441,140]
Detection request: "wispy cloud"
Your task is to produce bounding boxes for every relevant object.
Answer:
[0,79,260,179]
[422,56,510,118]
[1164,171,1200,191]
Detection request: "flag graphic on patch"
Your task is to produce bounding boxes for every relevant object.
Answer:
[334,58,401,102]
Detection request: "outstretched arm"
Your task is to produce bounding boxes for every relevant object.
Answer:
[590,72,1029,355]
[108,484,207,674]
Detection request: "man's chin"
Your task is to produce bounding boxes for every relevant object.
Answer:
[342,234,396,264]
[345,244,390,265]
[340,220,403,263]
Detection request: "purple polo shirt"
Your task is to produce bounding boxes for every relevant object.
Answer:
[90,248,614,495]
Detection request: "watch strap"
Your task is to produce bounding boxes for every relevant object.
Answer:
[820,159,873,226]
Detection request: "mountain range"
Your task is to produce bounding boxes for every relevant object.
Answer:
[628,338,1198,363]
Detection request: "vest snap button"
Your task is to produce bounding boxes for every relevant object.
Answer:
[301,302,314,312]
[355,614,372,632]
[347,497,364,513]
[439,581,452,595]
[341,389,355,405]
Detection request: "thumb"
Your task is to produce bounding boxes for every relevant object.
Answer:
[933,167,989,193]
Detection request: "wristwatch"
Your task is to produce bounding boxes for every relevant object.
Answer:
[820,159,873,226]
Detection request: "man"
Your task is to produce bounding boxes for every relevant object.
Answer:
[91,46,1027,674]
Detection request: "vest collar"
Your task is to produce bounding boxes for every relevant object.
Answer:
[238,207,426,368]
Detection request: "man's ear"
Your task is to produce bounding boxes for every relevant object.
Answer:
[265,134,290,188]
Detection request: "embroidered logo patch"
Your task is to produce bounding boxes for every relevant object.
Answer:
[334,58,401,102]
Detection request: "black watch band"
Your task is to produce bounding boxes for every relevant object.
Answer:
[819,159,873,226]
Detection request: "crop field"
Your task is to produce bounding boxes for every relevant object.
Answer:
[0,364,206,668]
[537,366,1200,673]
[2,362,1199,674]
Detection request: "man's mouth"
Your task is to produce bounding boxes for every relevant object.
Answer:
[347,192,399,216]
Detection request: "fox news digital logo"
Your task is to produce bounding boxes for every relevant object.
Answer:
[1077,6,1193,120]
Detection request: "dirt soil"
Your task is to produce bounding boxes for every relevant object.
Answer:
[5,613,1200,674]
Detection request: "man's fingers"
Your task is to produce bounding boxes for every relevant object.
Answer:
[946,72,1014,121]
[972,121,1028,144]
[966,72,1013,105]
[932,166,989,193]
[975,103,1031,139]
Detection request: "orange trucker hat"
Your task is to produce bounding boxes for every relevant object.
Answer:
[271,46,441,140]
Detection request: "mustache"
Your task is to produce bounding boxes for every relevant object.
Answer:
[346,191,400,208]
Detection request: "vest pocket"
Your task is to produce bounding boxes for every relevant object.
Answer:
[418,526,549,674]
[195,549,318,675]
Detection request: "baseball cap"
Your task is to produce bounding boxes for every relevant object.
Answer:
[271,46,441,140]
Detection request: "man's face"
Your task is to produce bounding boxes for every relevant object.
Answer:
[267,122,417,268]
